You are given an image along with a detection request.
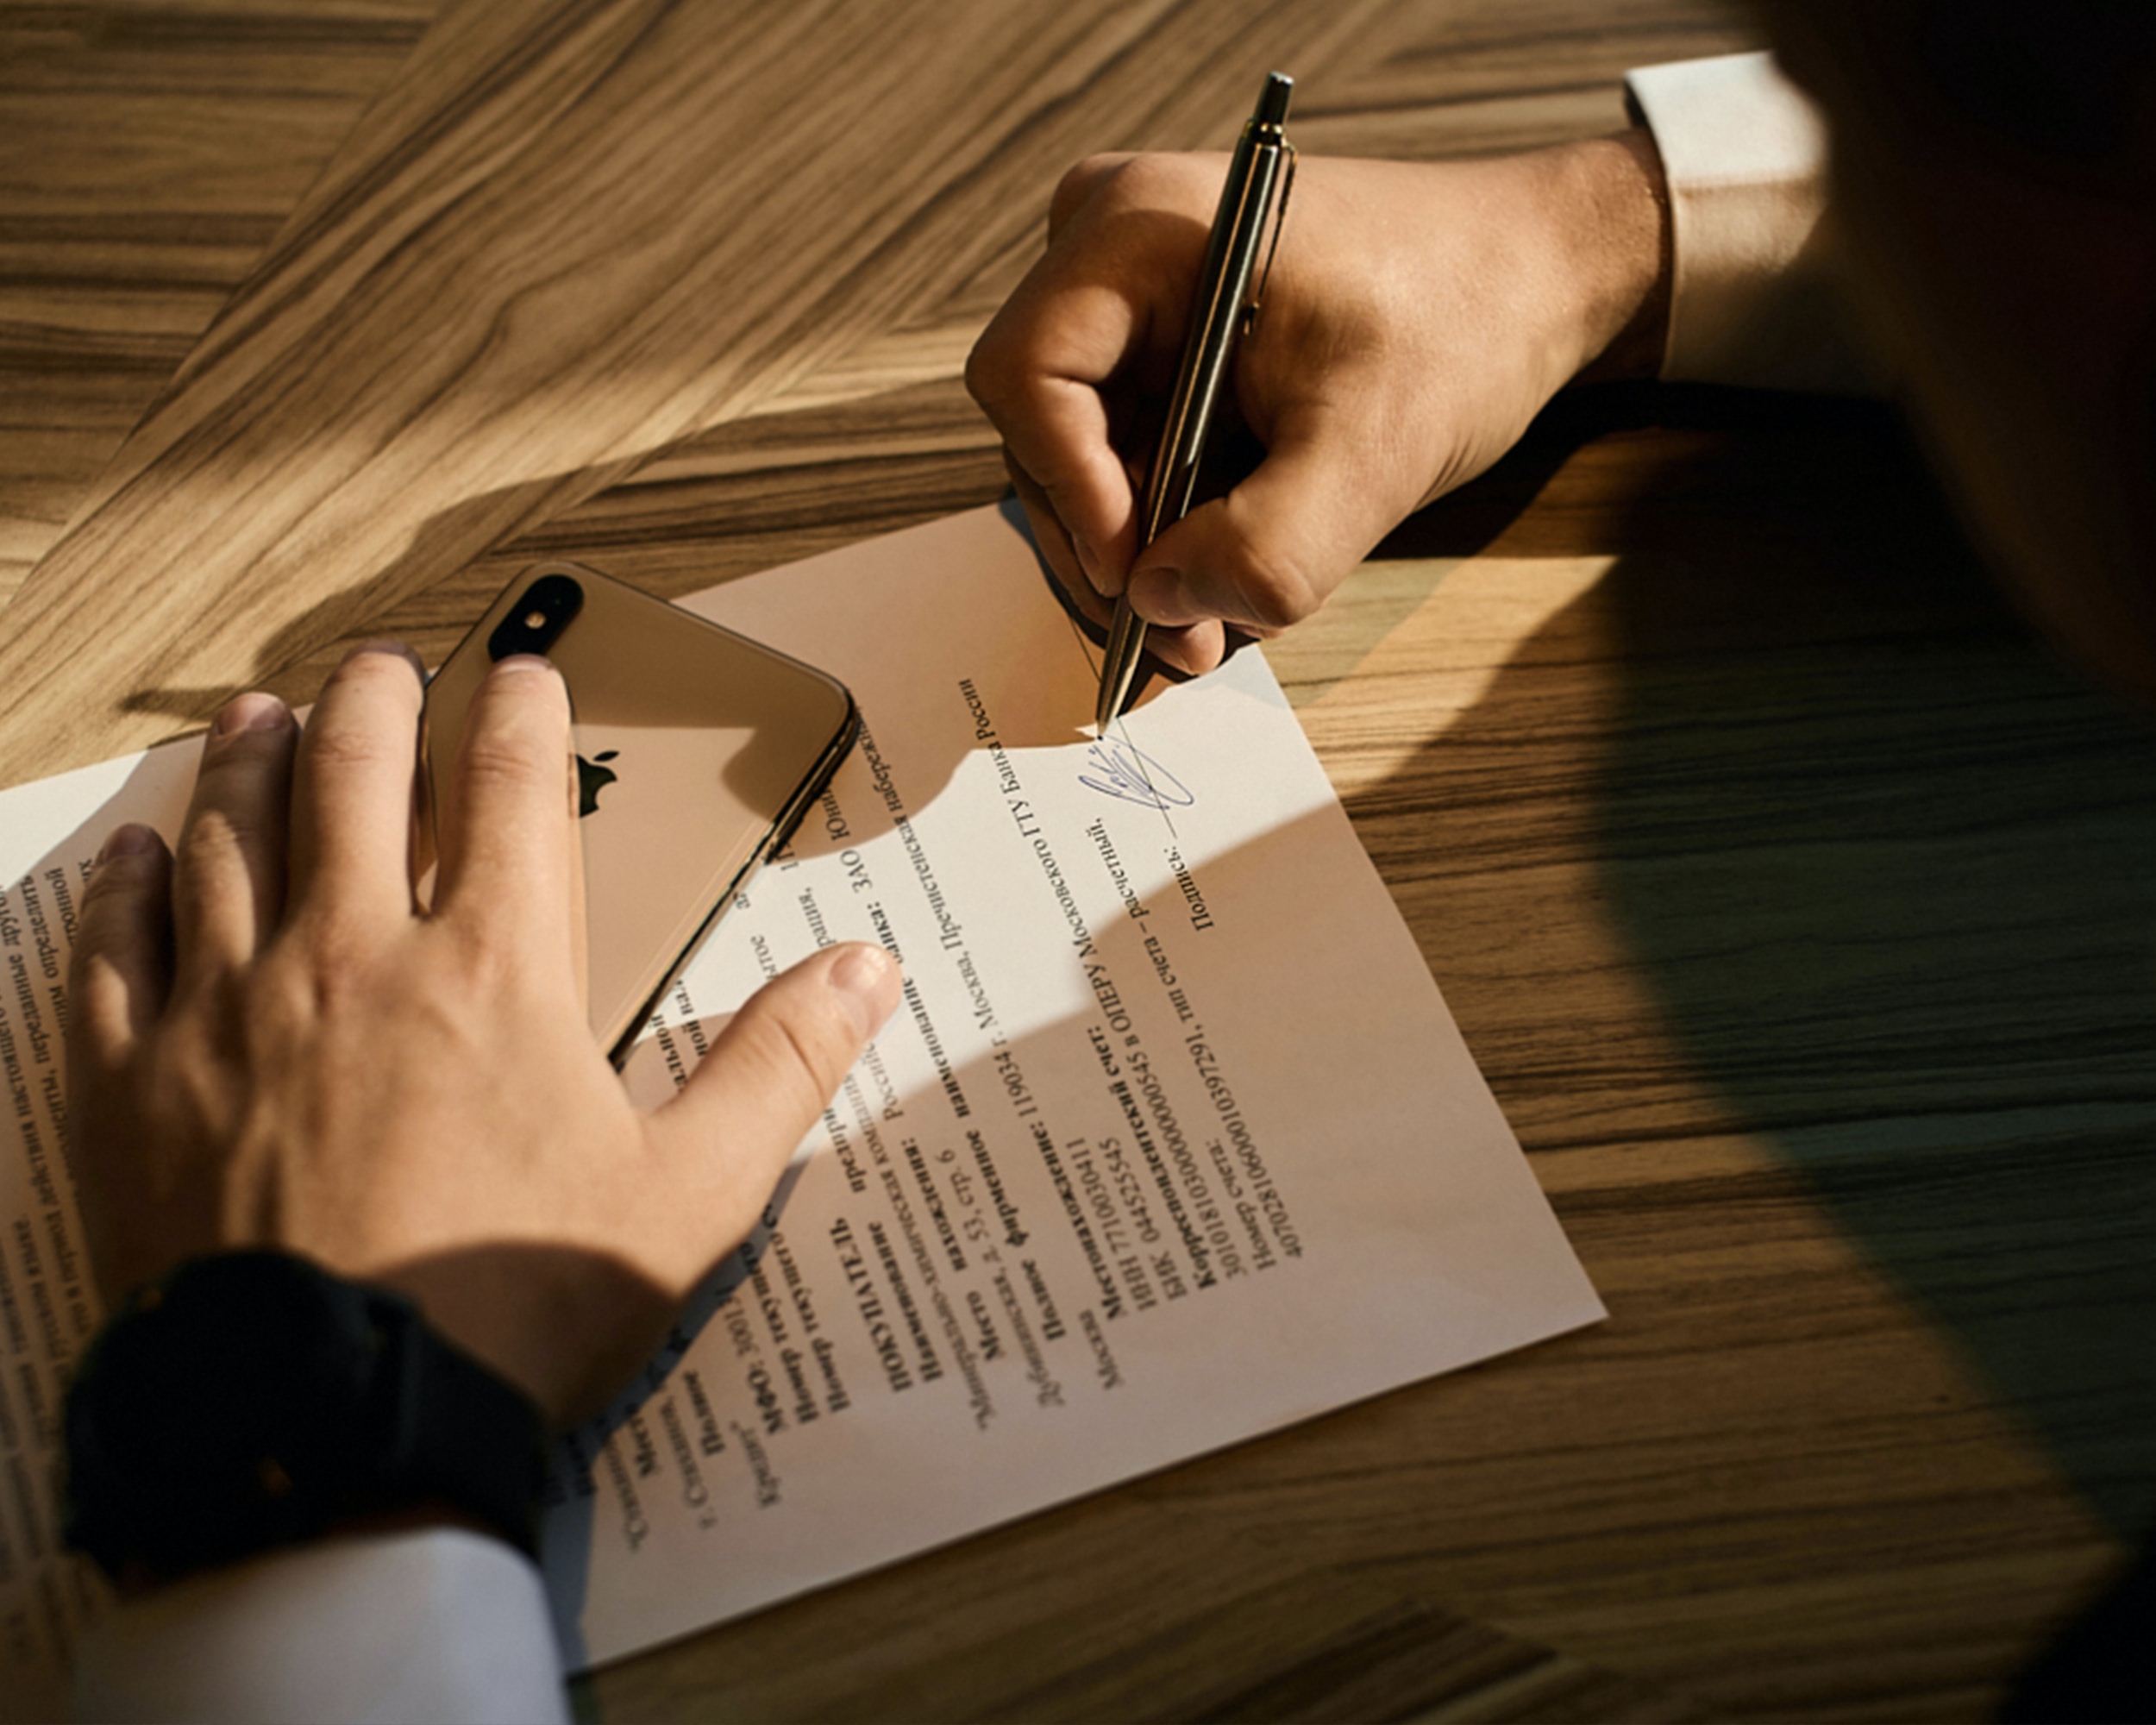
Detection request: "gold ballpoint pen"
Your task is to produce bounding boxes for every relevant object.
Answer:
[1094,71,1296,731]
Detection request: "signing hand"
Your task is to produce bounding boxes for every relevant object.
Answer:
[66,643,899,1426]
[967,135,1670,674]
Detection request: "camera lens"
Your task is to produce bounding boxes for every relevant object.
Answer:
[488,572,584,660]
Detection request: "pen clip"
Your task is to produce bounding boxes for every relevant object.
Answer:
[1242,141,1296,337]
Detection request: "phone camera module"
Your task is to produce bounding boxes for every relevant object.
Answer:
[488,572,585,661]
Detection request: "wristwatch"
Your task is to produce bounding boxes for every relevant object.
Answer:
[64,1251,548,1584]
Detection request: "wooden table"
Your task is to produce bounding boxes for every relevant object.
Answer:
[7,3,2153,1716]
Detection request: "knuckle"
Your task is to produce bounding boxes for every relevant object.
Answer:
[241,963,317,1057]
[429,917,517,1004]
[1050,152,1138,226]
[75,842,160,929]
[173,804,262,877]
[283,900,372,982]
[1094,151,1194,213]
[466,664,570,761]
[300,712,411,780]
[454,731,559,804]
[962,336,1010,409]
[780,1007,843,1095]
[166,969,253,1069]
[749,1001,850,1116]
[1047,155,1108,229]
[1237,548,1321,630]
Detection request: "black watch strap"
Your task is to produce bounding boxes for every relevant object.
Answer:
[65,1251,548,1584]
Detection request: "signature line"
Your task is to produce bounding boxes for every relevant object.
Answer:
[1079,737,1194,812]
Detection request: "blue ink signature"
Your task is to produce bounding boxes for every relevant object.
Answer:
[1079,738,1195,811]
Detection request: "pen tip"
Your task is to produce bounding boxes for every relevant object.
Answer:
[1258,72,1294,126]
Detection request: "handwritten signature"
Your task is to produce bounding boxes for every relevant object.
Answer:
[1079,738,1195,811]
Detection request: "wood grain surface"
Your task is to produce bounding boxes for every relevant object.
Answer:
[1,0,1425,774]
[8,2,2156,1720]
[0,1,436,597]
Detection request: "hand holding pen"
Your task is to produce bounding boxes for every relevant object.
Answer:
[966,95,1672,696]
[1096,72,1296,726]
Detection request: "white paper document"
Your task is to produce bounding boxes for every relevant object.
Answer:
[0,504,1601,1697]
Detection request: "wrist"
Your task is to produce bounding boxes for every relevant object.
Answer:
[64,1251,548,1590]
[1550,127,1673,384]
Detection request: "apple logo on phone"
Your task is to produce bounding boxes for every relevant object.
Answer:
[577,749,620,818]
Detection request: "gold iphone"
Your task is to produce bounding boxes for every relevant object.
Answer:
[423,560,858,1065]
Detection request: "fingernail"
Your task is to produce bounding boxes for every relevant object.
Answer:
[97,824,160,864]
[346,638,425,676]
[828,944,900,1039]
[210,692,291,738]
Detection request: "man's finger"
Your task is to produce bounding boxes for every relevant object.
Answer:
[1046,152,1133,238]
[68,825,174,1074]
[1127,397,1424,643]
[168,693,297,997]
[1006,456,1112,628]
[968,168,1214,602]
[288,643,429,931]
[429,656,577,953]
[646,944,900,1254]
[969,313,1140,603]
[1126,616,1231,680]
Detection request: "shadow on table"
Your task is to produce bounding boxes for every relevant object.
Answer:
[1369,386,2156,1539]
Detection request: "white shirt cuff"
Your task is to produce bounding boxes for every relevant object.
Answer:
[72,1528,570,1724]
[1626,52,1875,392]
